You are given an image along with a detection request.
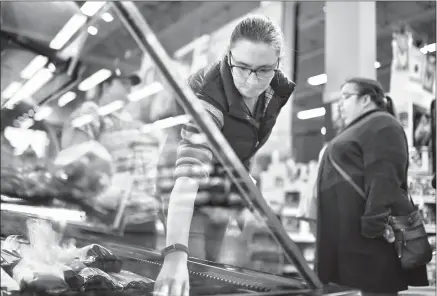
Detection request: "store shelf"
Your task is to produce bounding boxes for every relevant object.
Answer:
[412,194,436,204]
[281,207,300,216]
[425,224,436,234]
[288,232,315,243]
[283,263,314,274]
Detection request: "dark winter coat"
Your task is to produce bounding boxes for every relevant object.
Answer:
[315,109,429,293]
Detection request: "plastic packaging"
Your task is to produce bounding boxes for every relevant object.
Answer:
[108,270,153,290]
[1,267,20,291]
[7,220,76,294]
[77,244,123,273]
[79,267,123,291]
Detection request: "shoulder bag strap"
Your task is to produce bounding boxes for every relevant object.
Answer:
[328,153,366,200]
[328,152,416,206]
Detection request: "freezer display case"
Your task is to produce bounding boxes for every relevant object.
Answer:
[0,2,360,296]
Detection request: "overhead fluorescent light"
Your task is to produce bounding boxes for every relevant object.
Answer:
[307,61,382,86]
[78,69,112,91]
[98,100,124,116]
[142,115,190,133]
[307,74,327,86]
[50,14,87,50]
[297,107,326,120]
[6,68,53,108]
[127,82,164,101]
[101,12,114,22]
[72,114,94,128]
[58,91,77,107]
[87,26,98,35]
[174,34,210,59]
[420,43,436,54]
[34,106,53,121]
[20,55,48,79]
[81,1,106,17]
[2,82,22,99]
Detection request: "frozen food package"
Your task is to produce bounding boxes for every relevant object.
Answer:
[1,267,20,291]
[62,267,85,291]
[12,259,69,294]
[66,261,87,273]
[79,267,123,291]
[77,244,123,273]
[108,270,153,290]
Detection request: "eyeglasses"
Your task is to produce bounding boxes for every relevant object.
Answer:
[228,51,278,81]
[340,93,361,100]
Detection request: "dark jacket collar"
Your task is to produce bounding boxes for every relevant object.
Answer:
[345,108,384,130]
[218,54,295,108]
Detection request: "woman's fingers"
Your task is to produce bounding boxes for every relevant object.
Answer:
[155,279,188,296]
[154,282,168,296]
[169,280,184,296]
[183,280,190,296]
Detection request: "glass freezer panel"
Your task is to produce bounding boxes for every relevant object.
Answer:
[1,1,320,294]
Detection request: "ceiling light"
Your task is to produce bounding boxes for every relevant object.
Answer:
[78,69,112,91]
[72,114,94,128]
[297,107,326,120]
[87,26,98,35]
[98,100,124,116]
[58,91,77,107]
[128,82,164,101]
[34,106,53,121]
[420,43,436,54]
[81,1,106,17]
[20,55,48,79]
[2,82,22,99]
[307,74,327,86]
[6,68,53,108]
[142,115,190,133]
[101,12,114,22]
[50,14,87,50]
[307,61,382,86]
[321,127,327,135]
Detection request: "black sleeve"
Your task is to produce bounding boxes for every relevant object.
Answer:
[360,124,409,238]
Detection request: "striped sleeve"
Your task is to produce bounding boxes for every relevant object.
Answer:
[174,92,224,183]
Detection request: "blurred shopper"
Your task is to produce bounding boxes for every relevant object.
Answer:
[155,15,295,296]
[298,143,327,236]
[315,78,428,295]
[62,76,161,249]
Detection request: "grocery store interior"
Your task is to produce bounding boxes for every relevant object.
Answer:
[0,1,436,296]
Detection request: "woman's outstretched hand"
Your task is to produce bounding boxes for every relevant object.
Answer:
[154,252,190,296]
